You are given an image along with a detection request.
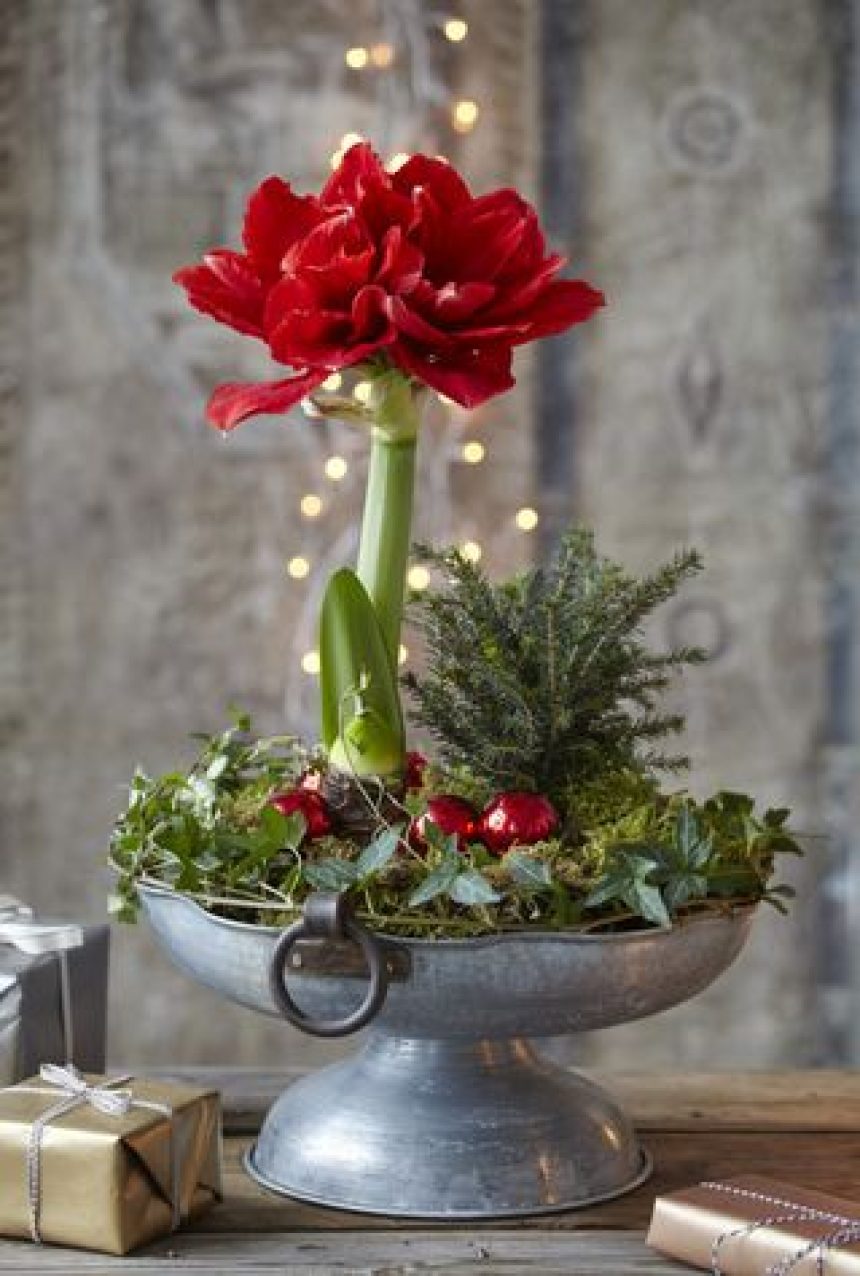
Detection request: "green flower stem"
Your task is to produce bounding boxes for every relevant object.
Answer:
[356,374,424,669]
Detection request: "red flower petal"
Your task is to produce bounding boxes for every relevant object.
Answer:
[206,371,328,432]
[242,177,321,282]
[376,226,424,294]
[322,142,387,208]
[173,250,266,338]
[391,341,515,408]
[510,279,606,344]
[391,155,472,210]
[268,286,394,369]
[433,281,496,322]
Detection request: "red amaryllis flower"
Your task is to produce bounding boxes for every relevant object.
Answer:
[174,143,604,432]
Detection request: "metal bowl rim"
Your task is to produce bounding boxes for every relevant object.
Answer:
[137,878,756,950]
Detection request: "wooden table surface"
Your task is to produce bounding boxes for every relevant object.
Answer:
[1,1069,858,1273]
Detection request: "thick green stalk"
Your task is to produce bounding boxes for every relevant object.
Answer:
[356,430,416,666]
[319,371,422,780]
[356,372,423,666]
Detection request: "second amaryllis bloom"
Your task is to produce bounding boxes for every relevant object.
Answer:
[174,143,604,431]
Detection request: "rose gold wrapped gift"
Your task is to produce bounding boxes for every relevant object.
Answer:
[0,1066,221,1254]
[648,1176,860,1275]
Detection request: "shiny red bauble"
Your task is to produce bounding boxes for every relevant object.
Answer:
[270,788,332,840]
[479,791,559,854]
[404,750,429,794]
[411,794,479,852]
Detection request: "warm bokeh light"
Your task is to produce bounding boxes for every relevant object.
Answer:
[398,644,409,665]
[370,42,394,67]
[407,565,430,591]
[387,152,411,171]
[443,17,468,41]
[353,380,373,405]
[324,456,349,481]
[287,556,310,580]
[301,650,321,675]
[300,494,323,518]
[462,440,485,464]
[344,46,368,69]
[515,507,539,532]
[461,540,482,562]
[452,99,479,132]
[322,372,343,392]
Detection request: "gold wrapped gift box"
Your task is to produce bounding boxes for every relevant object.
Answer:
[648,1176,860,1275]
[0,1071,221,1255]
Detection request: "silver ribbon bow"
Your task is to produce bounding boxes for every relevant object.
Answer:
[20,1063,180,1244]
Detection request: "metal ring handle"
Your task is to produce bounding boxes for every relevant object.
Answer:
[268,893,389,1038]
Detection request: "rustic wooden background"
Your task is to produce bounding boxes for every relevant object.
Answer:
[1,0,857,1069]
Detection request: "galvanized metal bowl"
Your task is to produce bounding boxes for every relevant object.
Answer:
[139,882,754,1218]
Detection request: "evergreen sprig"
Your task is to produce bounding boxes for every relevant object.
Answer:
[404,528,705,819]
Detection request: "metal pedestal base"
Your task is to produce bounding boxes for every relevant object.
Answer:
[246,1033,652,1219]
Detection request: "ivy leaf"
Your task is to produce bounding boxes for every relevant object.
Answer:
[356,826,403,878]
[505,852,552,892]
[408,855,460,907]
[663,874,707,911]
[448,869,501,906]
[626,879,671,927]
[304,859,358,891]
[206,753,229,781]
[584,872,628,910]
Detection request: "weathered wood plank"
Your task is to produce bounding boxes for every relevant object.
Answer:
[150,1067,860,1134]
[0,1230,684,1272]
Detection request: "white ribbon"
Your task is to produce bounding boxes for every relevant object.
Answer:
[0,897,83,956]
[20,1063,181,1244]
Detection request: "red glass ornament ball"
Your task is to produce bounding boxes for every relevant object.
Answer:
[270,788,333,840]
[412,794,479,852]
[480,791,559,854]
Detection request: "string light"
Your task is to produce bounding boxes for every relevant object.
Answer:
[300,494,323,518]
[387,152,411,171]
[407,565,430,591]
[452,99,479,133]
[461,540,482,563]
[370,42,394,67]
[288,556,310,580]
[301,650,321,675]
[515,507,539,532]
[398,644,409,665]
[462,440,485,464]
[325,455,349,481]
[345,46,368,69]
[443,17,468,41]
[353,380,373,405]
[322,372,343,392]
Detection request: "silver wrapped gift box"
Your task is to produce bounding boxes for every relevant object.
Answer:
[0,898,109,1086]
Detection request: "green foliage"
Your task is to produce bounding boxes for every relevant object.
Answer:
[403,529,706,823]
[110,716,801,937]
[319,567,404,776]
